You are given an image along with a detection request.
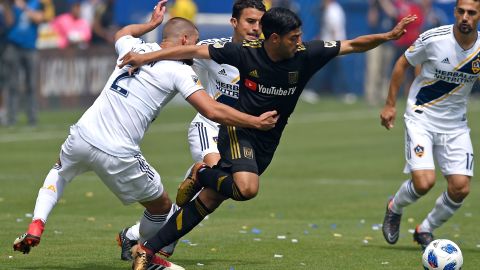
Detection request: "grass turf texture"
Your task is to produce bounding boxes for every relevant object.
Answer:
[0,98,479,269]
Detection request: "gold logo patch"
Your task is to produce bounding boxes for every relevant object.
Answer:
[213,42,225,48]
[243,147,254,159]
[288,71,299,84]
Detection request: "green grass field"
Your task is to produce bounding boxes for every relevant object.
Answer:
[0,98,479,270]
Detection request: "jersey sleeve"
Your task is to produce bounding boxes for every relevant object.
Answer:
[192,59,210,91]
[208,42,242,68]
[404,36,427,66]
[172,65,204,99]
[304,40,340,72]
[115,35,145,59]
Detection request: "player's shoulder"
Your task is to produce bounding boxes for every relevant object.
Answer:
[242,39,263,48]
[419,25,452,43]
[197,37,232,46]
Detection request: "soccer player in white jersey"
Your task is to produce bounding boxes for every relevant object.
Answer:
[11,1,278,268]
[381,0,478,250]
[116,0,266,261]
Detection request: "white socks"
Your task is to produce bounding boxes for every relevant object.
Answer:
[137,203,180,243]
[418,192,462,233]
[390,179,421,214]
[126,223,140,240]
[33,166,67,223]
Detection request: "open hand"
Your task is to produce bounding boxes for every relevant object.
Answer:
[388,15,418,40]
[151,0,168,26]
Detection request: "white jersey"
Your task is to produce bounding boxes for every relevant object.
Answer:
[191,37,240,127]
[75,35,202,157]
[404,25,480,133]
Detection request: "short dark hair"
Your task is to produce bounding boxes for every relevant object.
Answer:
[260,7,302,39]
[456,0,480,5]
[232,0,266,19]
[162,17,198,40]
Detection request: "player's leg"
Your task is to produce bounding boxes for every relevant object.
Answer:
[119,120,222,260]
[95,153,183,268]
[188,121,221,167]
[415,131,473,248]
[117,201,180,260]
[13,162,66,254]
[177,126,261,205]
[133,190,221,269]
[13,126,89,253]
[117,192,173,261]
[383,121,435,244]
[197,168,259,200]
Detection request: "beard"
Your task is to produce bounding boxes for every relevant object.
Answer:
[458,22,473,34]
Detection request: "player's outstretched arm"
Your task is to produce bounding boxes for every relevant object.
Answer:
[380,55,411,130]
[339,15,417,55]
[114,0,167,42]
[118,45,210,74]
[187,90,279,131]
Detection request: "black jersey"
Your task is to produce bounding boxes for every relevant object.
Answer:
[209,39,340,142]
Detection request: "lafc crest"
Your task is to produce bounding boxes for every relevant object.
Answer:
[243,147,253,159]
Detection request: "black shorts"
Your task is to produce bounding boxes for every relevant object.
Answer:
[217,126,278,175]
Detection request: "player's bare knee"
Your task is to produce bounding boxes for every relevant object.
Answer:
[412,174,435,194]
[413,180,435,195]
[448,185,470,202]
[447,175,471,202]
[142,192,172,214]
[237,185,258,200]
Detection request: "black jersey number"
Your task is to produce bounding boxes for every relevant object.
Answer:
[110,70,138,97]
[466,153,474,170]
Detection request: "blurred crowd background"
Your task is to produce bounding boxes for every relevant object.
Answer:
[0,0,476,127]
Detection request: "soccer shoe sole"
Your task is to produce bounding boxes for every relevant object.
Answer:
[13,233,40,254]
[176,163,205,207]
[150,254,185,270]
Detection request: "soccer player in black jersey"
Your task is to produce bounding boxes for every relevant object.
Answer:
[119,7,417,269]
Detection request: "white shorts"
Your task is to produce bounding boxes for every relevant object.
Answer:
[58,125,163,205]
[403,119,474,176]
[187,120,220,162]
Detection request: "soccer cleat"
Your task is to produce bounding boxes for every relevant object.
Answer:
[13,219,45,254]
[132,244,153,270]
[149,254,185,270]
[158,240,178,258]
[176,162,207,207]
[116,228,137,261]
[413,226,434,250]
[382,197,402,244]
